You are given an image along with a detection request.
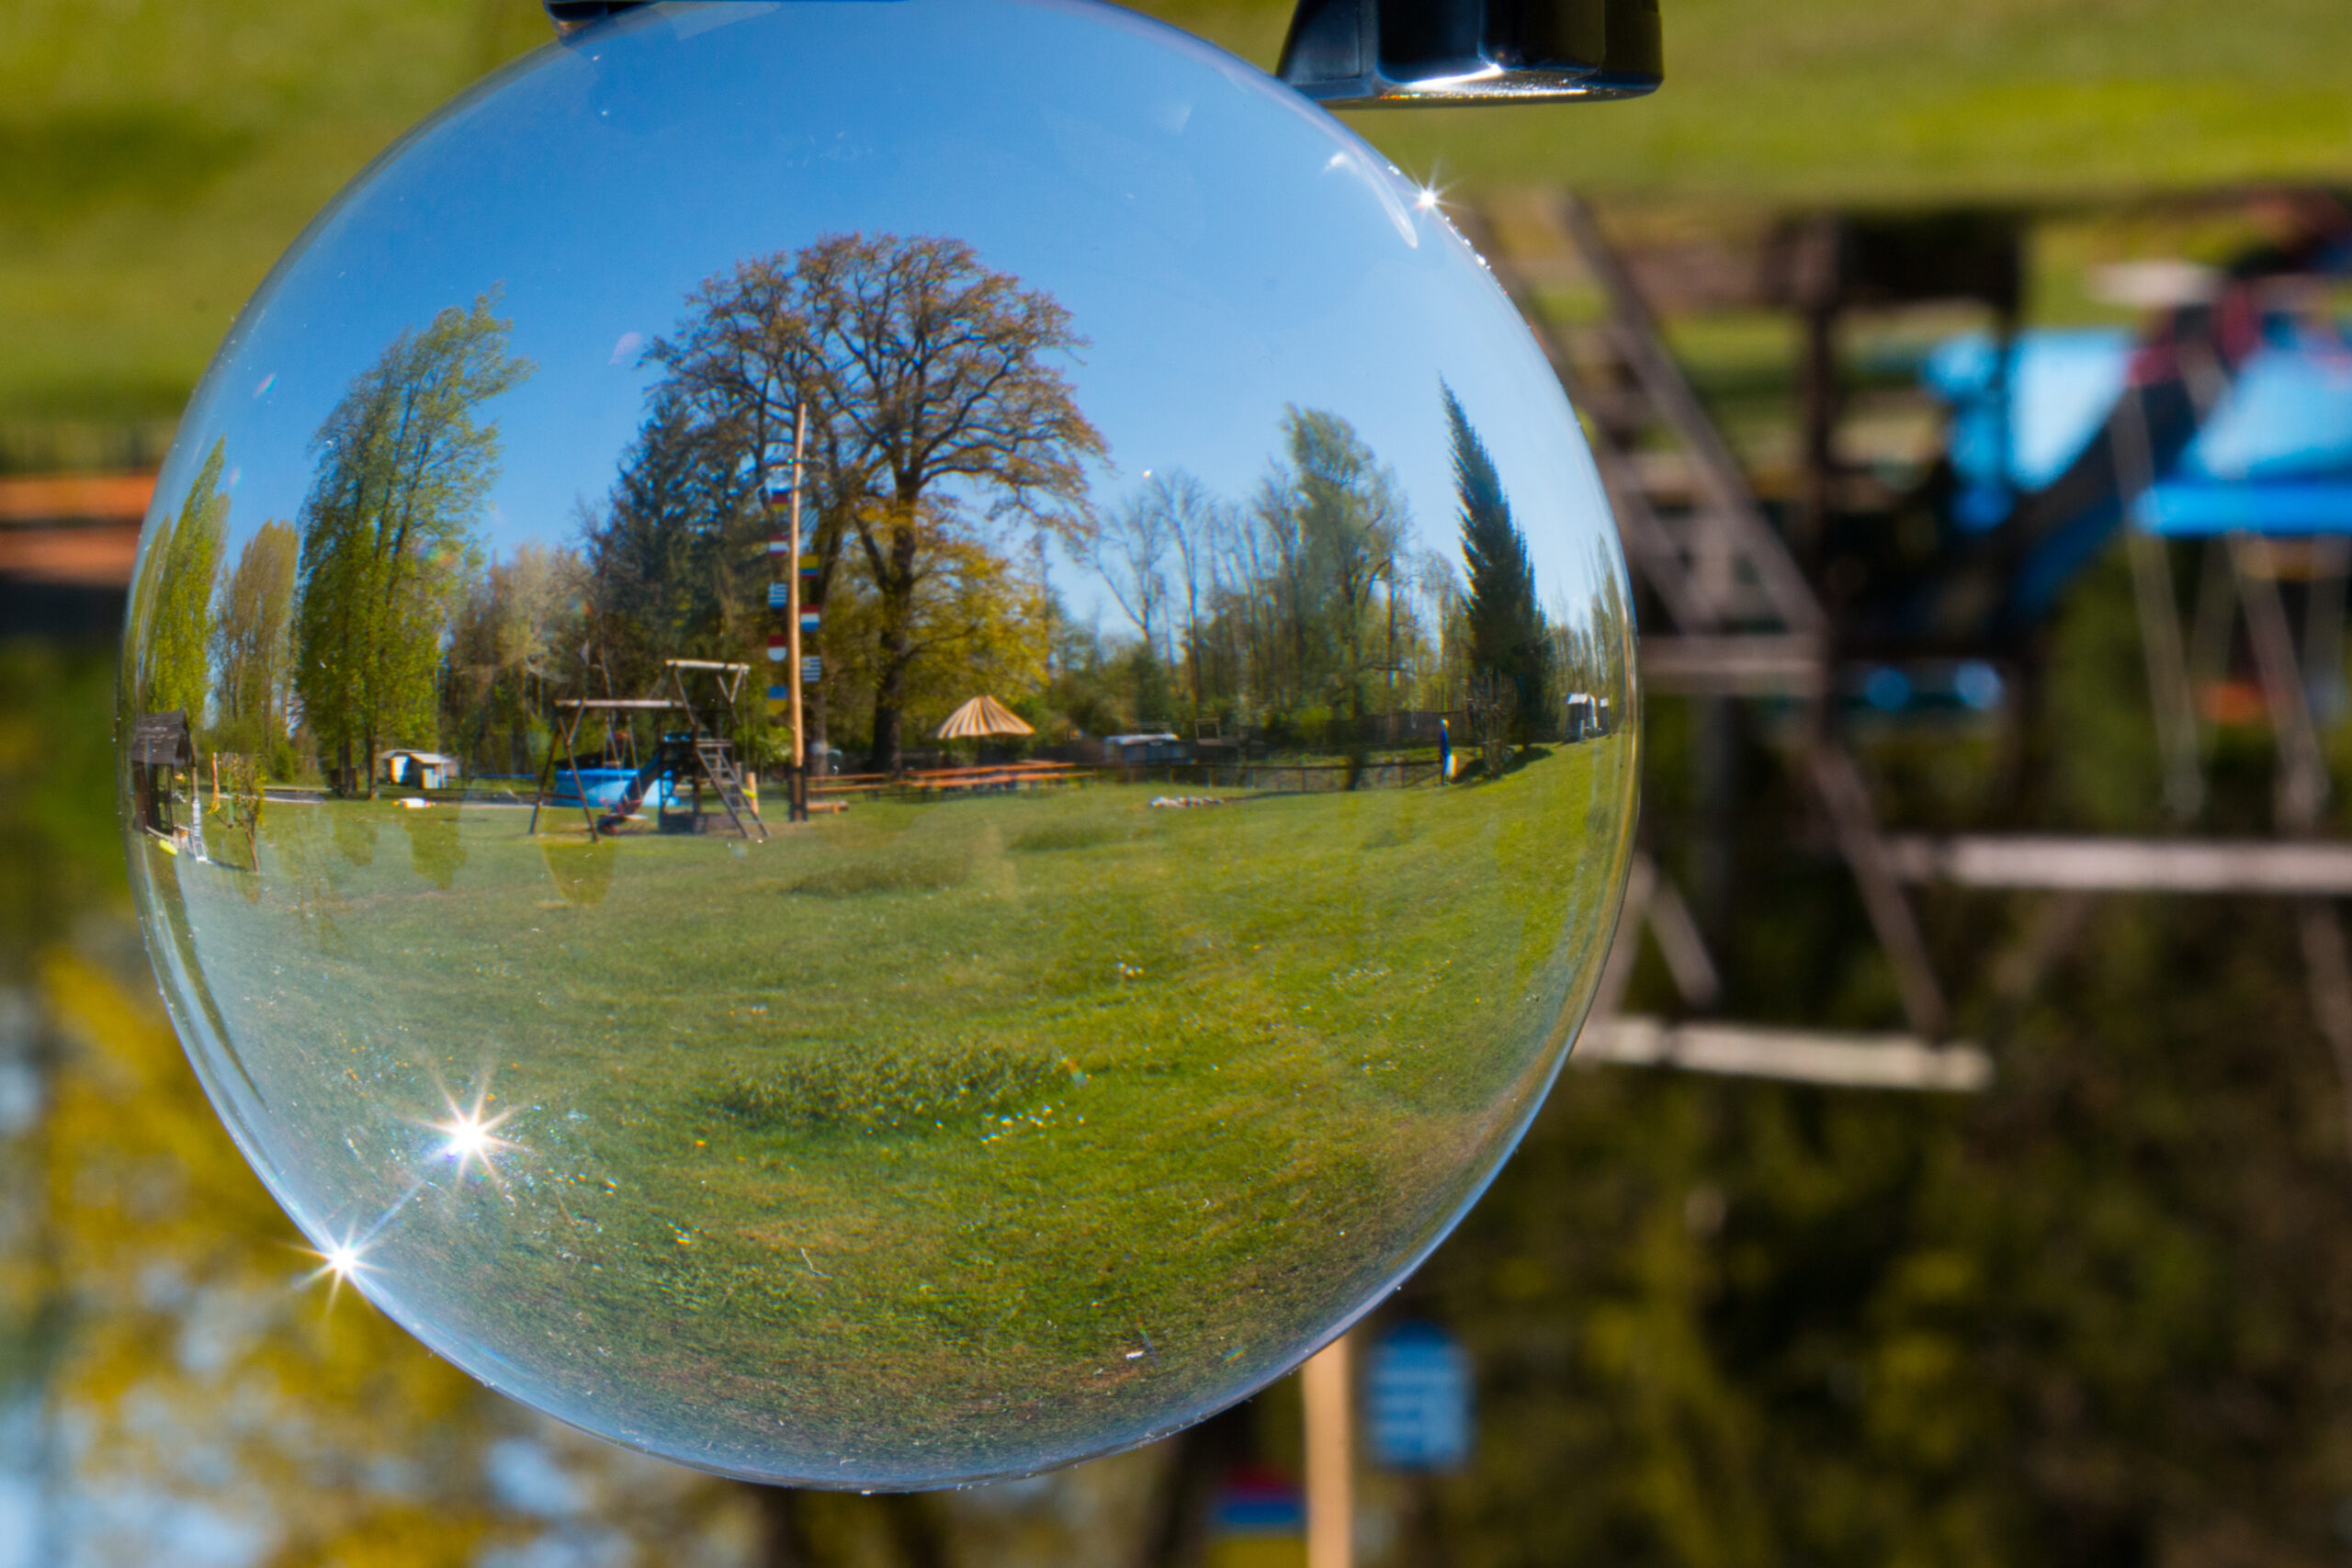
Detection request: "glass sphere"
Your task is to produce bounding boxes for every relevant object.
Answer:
[119,0,1635,1488]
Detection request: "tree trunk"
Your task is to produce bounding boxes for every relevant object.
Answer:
[878,1494,947,1568]
[805,513,846,778]
[753,1486,814,1567]
[807,660,830,777]
[1347,614,1363,724]
[868,513,922,775]
[1134,1403,1256,1568]
[872,621,911,775]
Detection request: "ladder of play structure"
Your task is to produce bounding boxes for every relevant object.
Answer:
[1461,195,1828,698]
[1467,194,1951,1042]
[690,738,766,841]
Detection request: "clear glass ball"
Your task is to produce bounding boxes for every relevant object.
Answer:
[119,0,1635,1487]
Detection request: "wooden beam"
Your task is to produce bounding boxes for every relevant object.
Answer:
[1806,745,1950,1041]
[1884,834,2352,895]
[1303,1334,1353,1568]
[1552,194,1828,639]
[0,523,139,588]
[1578,1018,1992,1092]
[0,471,154,525]
[1640,635,1827,695]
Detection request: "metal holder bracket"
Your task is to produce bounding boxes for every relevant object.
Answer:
[541,0,1660,107]
[1274,0,1659,107]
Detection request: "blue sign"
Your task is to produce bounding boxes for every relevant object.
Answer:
[1210,1468,1302,1539]
[1366,1323,1471,1471]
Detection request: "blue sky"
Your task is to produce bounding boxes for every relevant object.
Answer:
[152,0,1621,636]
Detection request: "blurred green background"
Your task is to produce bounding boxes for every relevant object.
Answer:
[9,0,2352,1564]
[6,0,2352,443]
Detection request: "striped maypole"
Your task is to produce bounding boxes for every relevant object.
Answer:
[766,403,813,821]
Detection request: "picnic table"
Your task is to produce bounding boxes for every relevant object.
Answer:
[806,761,1093,801]
[808,772,895,797]
[899,761,1091,796]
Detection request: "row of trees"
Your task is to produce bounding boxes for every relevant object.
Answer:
[130,440,301,776]
[1074,386,1622,748]
[127,296,537,792]
[595,233,1620,767]
[130,238,1624,790]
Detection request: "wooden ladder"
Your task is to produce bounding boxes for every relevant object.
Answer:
[690,738,767,841]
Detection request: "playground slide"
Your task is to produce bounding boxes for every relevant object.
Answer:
[596,756,669,832]
[1849,210,2352,657]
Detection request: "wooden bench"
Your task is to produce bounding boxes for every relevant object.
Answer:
[901,763,1091,795]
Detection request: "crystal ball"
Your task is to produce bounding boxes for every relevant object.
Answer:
[119,0,1634,1487]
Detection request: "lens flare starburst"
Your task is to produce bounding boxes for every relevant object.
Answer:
[300,1235,373,1307]
[432,1097,517,1180]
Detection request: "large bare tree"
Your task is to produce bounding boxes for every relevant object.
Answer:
[653,233,1103,772]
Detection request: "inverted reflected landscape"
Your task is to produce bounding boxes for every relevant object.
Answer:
[119,0,1636,1487]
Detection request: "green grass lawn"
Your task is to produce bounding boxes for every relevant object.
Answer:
[5,0,2347,434]
[135,740,1633,1483]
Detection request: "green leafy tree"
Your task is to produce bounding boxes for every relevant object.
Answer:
[293,294,530,795]
[581,387,760,700]
[135,438,231,723]
[446,541,592,776]
[209,518,299,772]
[824,519,1049,750]
[1449,385,1550,737]
[1253,406,1409,724]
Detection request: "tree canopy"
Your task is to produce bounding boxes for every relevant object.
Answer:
[1252,407,1411,724]
[134,437,231,723]
[209,518,299,766]
[292,293,530,793]
[649,232,1103,772]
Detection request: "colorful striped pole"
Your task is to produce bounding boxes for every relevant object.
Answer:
[765,403,811,821]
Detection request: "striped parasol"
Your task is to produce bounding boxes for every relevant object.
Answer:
[935,694,1035,740]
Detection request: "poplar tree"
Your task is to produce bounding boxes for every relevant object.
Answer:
[293,295,529,794]
[210,520,299,767]
[137,438,231,725]
[1253,407,1408,723]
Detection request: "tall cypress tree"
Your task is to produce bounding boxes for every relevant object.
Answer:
[1447,385,1549,730]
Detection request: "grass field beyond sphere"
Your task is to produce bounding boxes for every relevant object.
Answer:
[137,740,1632,1483]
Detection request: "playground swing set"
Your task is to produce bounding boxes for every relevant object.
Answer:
[528,659,767,842]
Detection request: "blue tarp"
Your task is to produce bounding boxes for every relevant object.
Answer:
[543,767,682,812]
[1924,329,2133,509]
[1927,324,2352,538]
[2177,334,2352,481]
[2136,479,2352,536]
[2137,332,2352,535]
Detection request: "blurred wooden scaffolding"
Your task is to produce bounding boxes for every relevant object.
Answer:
[1469,192,2352,1101]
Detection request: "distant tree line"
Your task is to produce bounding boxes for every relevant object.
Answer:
[126,293,540,795]
[128,242,1629,789]
[1062,385,1625,752]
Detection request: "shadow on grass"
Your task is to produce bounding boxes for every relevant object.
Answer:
[712,1042,1064,1134]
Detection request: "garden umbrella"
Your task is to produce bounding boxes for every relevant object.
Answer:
[935,694,1035,740]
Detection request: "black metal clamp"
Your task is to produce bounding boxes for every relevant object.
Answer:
[540,0,1659,105]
